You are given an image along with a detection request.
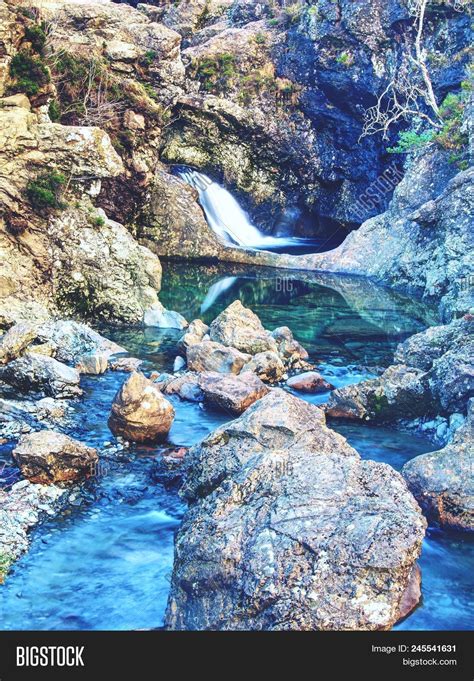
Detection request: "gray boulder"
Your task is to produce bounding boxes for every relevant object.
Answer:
[402,401,474,531]
[0,354,82,398]
[166,391,426,631]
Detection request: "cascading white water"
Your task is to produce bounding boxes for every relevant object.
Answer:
[178,168,303,250]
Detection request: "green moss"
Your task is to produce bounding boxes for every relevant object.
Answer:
[9,50,50,96]
[0,554,13,583]
[91,215,106,227]
[26,171,67,210]
[254,32,267,45]
[371,392,390,416]
[141,50,157,68]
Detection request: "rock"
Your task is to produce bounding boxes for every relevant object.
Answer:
[209,301,277,354]
[173,356,186,372]
[108,371,175,443]
[394,318,472,371]
[272,326,310,367]
[402,401,474,531]
[198,371,269,415]
[0,354,82,399]
[287,371,335,394]
[187,341,251,374]
[35,321,125,366]
[159,372,203,402]
[326,365,435,422]
[241,351,285,383]
[178,319,209,356]
[144,302,188,329]
[75,352,109,375]
[12,431,98,485]
[0,322,40,365]
[427,340,474,414]
[109,357,144,372]
[0,480,67,582]
[165,390,426,630]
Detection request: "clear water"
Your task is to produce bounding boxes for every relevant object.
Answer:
[0,263,471,631]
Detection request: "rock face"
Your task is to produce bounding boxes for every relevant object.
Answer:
[287,371,334,394]
[198,371,269,415]
[12,430,98,484]
[108,371,175,443]
[0,479,67,583]
[187,340,251,374]
[209,301,277,354]
[165,390,426,630]
[0,354,82,399]
[402,401,474,532]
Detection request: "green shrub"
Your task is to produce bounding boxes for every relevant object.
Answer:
[26,171,67,210]
[24,23,47,52]
[141,50,156,67]
[336,51,353,67]
[9,50,50,96]
[195,53,236,92]
[387,130,434,154]
[254,32,267,45]
[48,99,61,122]
[91,215,105,227]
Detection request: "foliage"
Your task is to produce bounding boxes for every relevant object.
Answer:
[141,50,156,68]
[194,53,236,92]
[48,99,61,122]
[254,32,267,45]
[336,51,354,67]
[9,50,50,96]
[91,215,106,227]
[24,23,47,52]
[387,130,434,154]
[26,171,67,210]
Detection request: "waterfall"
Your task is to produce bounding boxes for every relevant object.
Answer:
[177,167,307,250]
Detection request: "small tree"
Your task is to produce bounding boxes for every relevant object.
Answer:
[361,0,470,140]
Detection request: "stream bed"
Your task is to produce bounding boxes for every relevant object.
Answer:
[1,262,472,631]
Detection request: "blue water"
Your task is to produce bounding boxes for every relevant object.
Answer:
[0,263,471,630]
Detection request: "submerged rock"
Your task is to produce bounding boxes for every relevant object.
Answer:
[198,371,269,415]
[287,371,335,394]
[159,372,203,402]
[144,302,188,329]
[108,371,175,443]
[187,340,251,374]
[0,354,82,399]
[209,301,277,355]
[12,430,98,485]
[109,357,144,373]
[166,390,426,630]
[402,401,474,532]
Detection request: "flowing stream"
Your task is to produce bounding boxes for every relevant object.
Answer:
[0,263,472,631]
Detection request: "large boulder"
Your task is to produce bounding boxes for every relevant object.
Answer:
[271,326,310,368]
[108,371,175,443]
[165,390,426,630]
[394,318,472,371]
[209,301,277,355]
[0,322,39,365]
[0,354,82,398]
[198,371,269,415]
[402,401,474,532]
[187,340,251,374]
[12,430,98,484]
[326,365,435,422]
